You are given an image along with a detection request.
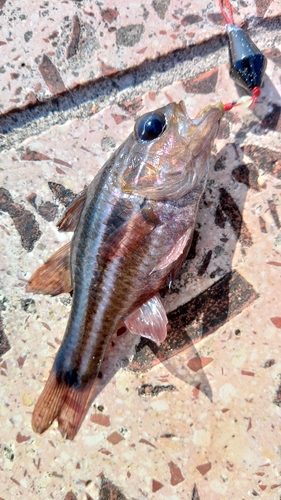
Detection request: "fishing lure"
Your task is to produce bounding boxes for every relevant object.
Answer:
[219,0,267,109]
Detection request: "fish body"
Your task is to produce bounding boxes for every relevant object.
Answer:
[28,101,223,439]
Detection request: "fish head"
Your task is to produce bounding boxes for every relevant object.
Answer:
[121,101,223,201]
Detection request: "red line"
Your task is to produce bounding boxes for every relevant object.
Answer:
[218,0,234,25]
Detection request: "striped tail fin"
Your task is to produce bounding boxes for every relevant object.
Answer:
[32,370,97,440]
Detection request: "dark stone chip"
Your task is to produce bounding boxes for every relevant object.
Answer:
[215,204,226,228]
[138,384,176,396]
[0,187,42,251]
[38,54,66,94]
[64,493,77,500]
[116,24,144,47]
[219,188,252,246]
[37,201,58,222]
[101,8,119,24]
[265,48,281,67]
[24,31,33,43]
[183,68,218,94]
[260,104,281,132]
[197,250,212,277]
[192,483,201,500]
[181,14,203,26]
[232,163,259,190]
[273,379,281,407]
[264,359,275,368]
[21,298,36,313]
[255,0,272,18]
[258,216,267,233]
[0,316,10,356]
[242,145,281,179]
[187,230,199,260]
[267,199,281,229]
[66,15,81,59]
[207,13,225,25]
[151,0,171,20]
[48,182,76,206]
[99,476,127,500]
[214,157,226,171]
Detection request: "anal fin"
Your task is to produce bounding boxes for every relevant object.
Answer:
[26,242,72,296]
[124,294,168,346]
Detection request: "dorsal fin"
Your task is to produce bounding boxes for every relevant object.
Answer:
[57,188,87,232]
[26,242,72,296]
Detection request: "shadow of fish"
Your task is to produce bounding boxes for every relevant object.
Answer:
[27,101,223,439]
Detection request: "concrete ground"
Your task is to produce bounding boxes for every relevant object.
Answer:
[0,1,281,499]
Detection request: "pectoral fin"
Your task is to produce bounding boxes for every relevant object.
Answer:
[26,242,72,296]
[150,227,194,275]
[124,294,168,345]
[57,188,87,232]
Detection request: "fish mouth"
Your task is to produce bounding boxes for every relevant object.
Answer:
[194,106,223,131]
[176,100,188,116]
[174,101,223,150]
[191,106,223,158]
[176,100,223,126]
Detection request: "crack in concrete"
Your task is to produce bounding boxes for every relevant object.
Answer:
[0,18,280,152]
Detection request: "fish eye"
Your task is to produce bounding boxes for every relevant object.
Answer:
[136,111,166,141]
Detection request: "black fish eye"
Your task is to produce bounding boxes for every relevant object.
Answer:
[136,111,166,141]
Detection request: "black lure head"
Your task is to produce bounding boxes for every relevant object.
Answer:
[226,24,267,93]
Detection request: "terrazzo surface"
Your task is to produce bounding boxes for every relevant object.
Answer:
[1,0,281,114]
[1,1,281,500]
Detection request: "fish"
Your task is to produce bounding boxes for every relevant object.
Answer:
[27,100,223,439]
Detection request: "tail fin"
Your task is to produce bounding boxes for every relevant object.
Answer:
[32,370,96,440]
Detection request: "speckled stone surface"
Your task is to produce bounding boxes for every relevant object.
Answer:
[0,0,280,114]
[1,3,281,500]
